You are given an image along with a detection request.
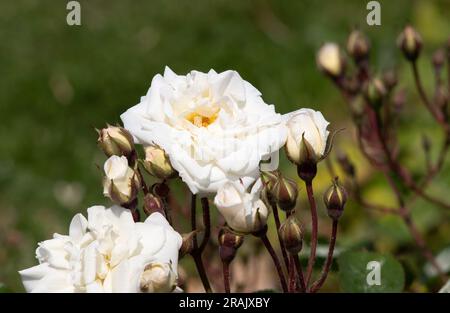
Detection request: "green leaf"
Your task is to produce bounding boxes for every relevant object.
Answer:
[338,250,405,292]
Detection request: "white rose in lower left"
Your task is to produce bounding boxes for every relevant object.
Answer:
[19,205,182,293]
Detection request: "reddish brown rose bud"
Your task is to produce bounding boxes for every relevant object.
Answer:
[347,29,370,62]
[218,228,244,263]
[143,193,164,216]
[323,177,347,221]
[279,215,303,254]
[272,176,298,212]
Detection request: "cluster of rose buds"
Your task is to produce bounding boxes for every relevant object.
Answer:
[317,26,450,283]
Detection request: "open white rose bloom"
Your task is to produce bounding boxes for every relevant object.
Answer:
[121,67,287,194]
[214,178,269,233]
[19,206,182,293]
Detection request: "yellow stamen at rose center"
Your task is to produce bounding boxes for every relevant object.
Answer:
[186,108,220,127]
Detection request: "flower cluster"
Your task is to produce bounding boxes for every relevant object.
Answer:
[21,67,342,293]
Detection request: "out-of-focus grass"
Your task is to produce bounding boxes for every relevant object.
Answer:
[0,0,449,292]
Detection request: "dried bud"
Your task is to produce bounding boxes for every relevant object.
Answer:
[382,70,398,91]
[347,29,370,62]
[143,193,164,216]
[364,78,387,109]
[103,156,141,205]
[432,49,446,70]
[317,43,346,78]
[272,176,298,212]
[179,231,198,258]
[142,145,177,179]
[323,177,347,221]
[140,262,177,293]
[97,125,135,159]
[397,25,423,61]
[218,228,244,263]
[279,215,303,254]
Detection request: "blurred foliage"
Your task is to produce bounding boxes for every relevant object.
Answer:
[0,0,449,292]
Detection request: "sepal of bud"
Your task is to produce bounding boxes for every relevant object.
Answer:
[141,145,177,179]
[218,228,244,263]
[179,231,199,258]
[397,26,423,61]
[103,165,141,206]
[347,29,370,62]
[97,125,135,159]
[273,176,298,212]
[279,215,303,254]
[323,177,347,221]
[317,43,346,78]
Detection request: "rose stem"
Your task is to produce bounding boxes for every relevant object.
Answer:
[136,167,149,195]
[293,254,307,293]
[222,260,231,293]
[260,233,288,292]
[271,200,290,271]
[304,181,318,287]
[288,255,296,292]
[190,194,212,293]
[199,197,211,252]
[310,220,338,293]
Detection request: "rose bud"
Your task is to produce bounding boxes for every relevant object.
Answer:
[397,25,423,61]
[97,125,135,159]
[143,193,164,216]
[363,77,387,109]
[285,109,330,182]
[214,179,270,234]
[272,175,298,212]
[279,215,303,254]
[323,177,347,221]
[260,170,280,204]
[218,228,244,263]
[103,155,141,205]
[140,262,177,293]
[347,29,370,62]
[141,145,177,180]
[432,49,445,70]
[382,70,398,91]
[317,43,346,78]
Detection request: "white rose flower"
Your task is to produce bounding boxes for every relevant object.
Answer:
[121,67,287,195]
[284,108,330,164]
[103,155,140,204]
[214,178,270,233]
[19,206,182,293]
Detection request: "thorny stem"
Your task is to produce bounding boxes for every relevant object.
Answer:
[222,261,231,293]
[310,220,338,293]
[190,194,212,293]
[260,233,288,292]
[271,200,290,271]
[305,181,318,287]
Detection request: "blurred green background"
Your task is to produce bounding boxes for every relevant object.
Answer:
[1,0,449,292]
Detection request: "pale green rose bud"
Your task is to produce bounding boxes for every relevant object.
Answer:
[140,262,177,293]
[141,145,177,179]
[397,25,422,61]
[97,125,135,159]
